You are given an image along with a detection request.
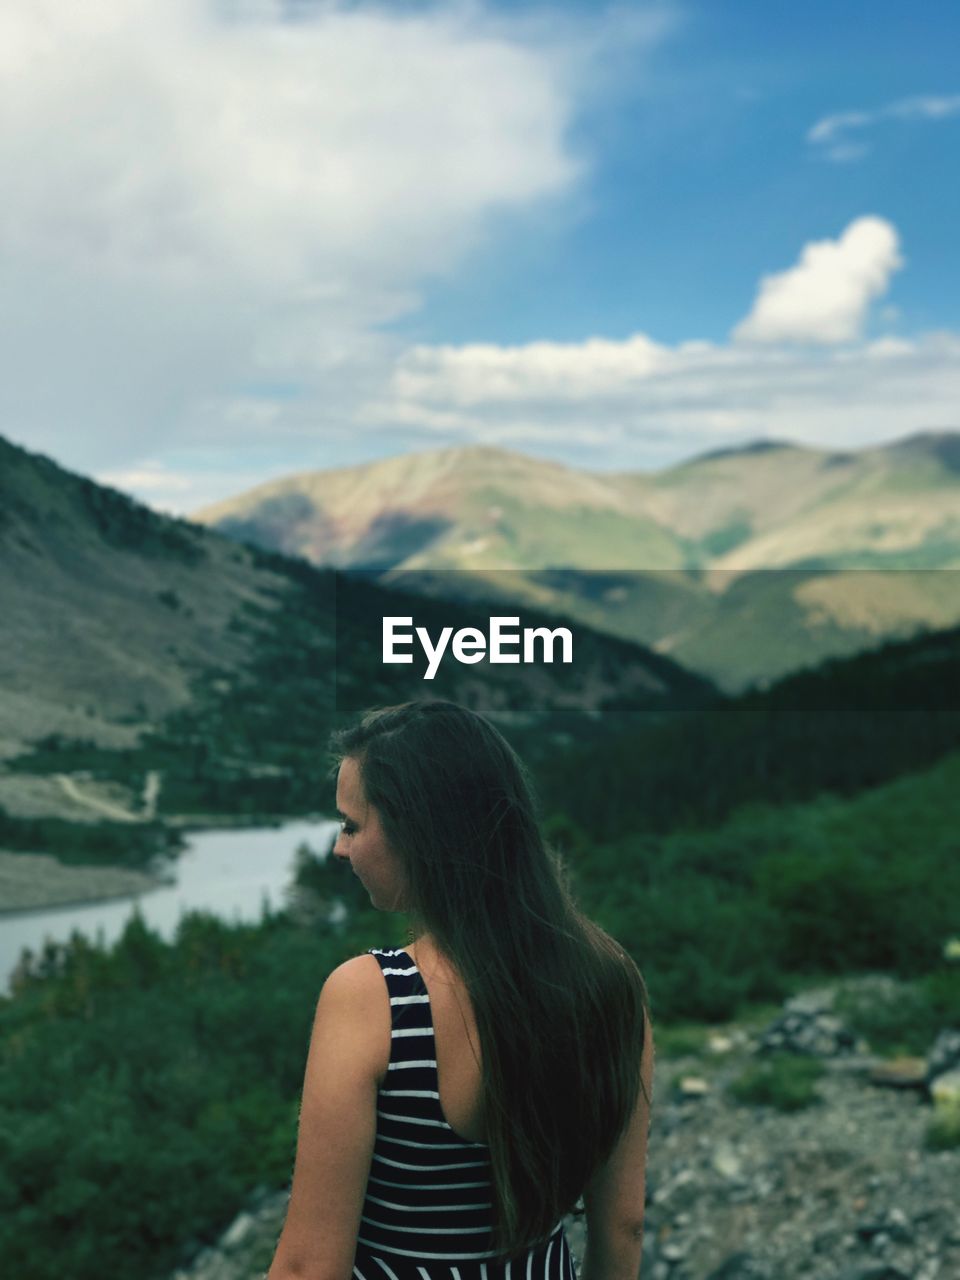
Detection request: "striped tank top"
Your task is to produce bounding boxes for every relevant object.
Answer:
[353,948,577,1280]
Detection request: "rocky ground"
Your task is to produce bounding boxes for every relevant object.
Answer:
[167,977,960,1280]
[637,1019,960,1279]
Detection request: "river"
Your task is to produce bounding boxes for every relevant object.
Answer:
[0,817,340,996]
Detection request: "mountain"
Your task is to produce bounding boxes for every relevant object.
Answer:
[189,432,960,692]
[0,434,291,761]
[0,434,712,826]
[190,443,689,572]
[190,432,960,574]
[640,430,960,573]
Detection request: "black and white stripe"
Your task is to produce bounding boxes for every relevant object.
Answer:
[353,949,575,1280]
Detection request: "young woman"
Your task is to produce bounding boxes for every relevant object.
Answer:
[268,700,654,1280]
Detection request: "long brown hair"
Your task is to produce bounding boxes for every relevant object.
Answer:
[330,699,651,1259]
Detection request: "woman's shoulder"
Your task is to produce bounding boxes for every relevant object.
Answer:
[323,950,387,994]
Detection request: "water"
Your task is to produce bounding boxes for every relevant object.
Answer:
[0,817,339,995]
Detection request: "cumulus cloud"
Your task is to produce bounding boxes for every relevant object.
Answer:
[808,92,960,162]
[0,0,618,469]
[731,217,903,346]
[0,1,577,286]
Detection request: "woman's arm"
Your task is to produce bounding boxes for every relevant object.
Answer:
[580,1014,655,1280]
[267,955,388,1280]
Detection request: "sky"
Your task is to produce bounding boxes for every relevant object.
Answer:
[1,0,958,514]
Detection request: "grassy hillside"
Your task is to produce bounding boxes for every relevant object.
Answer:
[192,444,691,571]
[620,434,959,565]
[0,434,293,761]
[188,432,960,577]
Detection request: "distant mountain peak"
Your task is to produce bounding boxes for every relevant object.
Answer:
[877,429,960,473]
[685,438,802,465]
[402,442,577,472]
[889,428,959,447]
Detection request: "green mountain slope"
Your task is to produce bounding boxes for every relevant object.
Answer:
[662,434,960,572]
[0,434,294,760]
[189,432,960,691]
[0,433,713,830]
[192,443,690,571]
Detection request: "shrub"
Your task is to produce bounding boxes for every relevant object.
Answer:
[925,1098,960,1151]
[727,1053,824,1111]
[833,968,960,1056]
[656,1024,712,1058]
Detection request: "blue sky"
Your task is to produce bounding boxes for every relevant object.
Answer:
[0,0,957,512]
[403,0,960,346]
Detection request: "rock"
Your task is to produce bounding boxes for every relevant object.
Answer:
[705,1252,770,1279]
[220,1211,255,1251]
[926,1028,960,1087]
[784,988,835,1015]
[711,1141,743,1180]
[869,1056,928,1088]
[708,1033,734,1054]
[676,1075,710,1098]
[661,1239,689,1263]
[885,1209,913,1243]
[652,1167,699,1209]
[856,1221,887,1242]
[929,1067,960,1106]
[757,1005,859,1058]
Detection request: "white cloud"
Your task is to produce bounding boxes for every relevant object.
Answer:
[732,217,903,346]
[0,1,578,286]
[0,0,630,468]
[3,6,955,509]
[807,110,873,145]
[389,333,672,404]
[96,463,196,494]
[808,92,960,162]
[94,458,288,515]
[361,328,960,472]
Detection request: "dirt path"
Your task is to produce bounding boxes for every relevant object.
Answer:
[142,769,160,819]
[52,770,162,823]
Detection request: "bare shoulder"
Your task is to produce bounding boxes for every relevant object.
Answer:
[316,953,391,1080]
[321,951,385,1002]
